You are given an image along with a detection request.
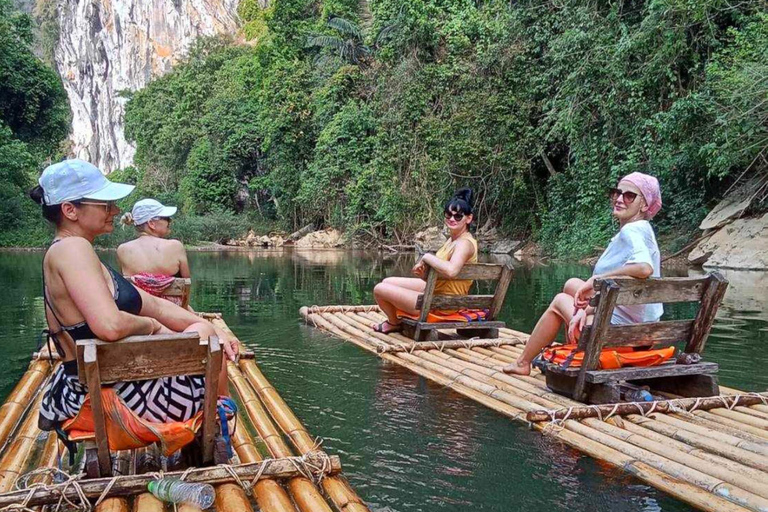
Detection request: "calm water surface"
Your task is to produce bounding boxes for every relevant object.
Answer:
[1,250,766,512]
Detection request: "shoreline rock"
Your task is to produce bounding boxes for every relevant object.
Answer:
[689,213,768,270]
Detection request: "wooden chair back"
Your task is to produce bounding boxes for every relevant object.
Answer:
[76,333,222,477]
[417,262,514,323]
[572,272,728,401]
[163,277,192,309]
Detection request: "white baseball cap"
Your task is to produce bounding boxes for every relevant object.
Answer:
[131,199,178,225]
[39,159,135,205]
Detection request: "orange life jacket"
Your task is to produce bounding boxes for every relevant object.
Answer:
[62,388,203,456]
[542,344,676,370]
[396,308,488,323]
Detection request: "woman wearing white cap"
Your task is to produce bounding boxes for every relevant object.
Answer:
[118,199,191,306]
[29,159,237,434]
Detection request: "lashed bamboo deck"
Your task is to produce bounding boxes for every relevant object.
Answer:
[0,314,369,512]
[301,305,768,512]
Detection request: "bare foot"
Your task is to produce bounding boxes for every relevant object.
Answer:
[502,359,531,375]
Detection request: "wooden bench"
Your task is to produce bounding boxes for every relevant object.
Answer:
[541,273,729,404]
[400,262,514,341]
[76,332,222,477]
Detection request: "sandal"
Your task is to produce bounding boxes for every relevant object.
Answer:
[372,321,402,334]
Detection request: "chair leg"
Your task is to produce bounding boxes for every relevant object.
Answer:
[84,442,101,479]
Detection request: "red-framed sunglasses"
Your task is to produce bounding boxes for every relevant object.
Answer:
[608,187,638,204]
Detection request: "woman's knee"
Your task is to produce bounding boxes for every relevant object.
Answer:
[184,321,215,339]
[549,293,574,318]
[563,278,585,296]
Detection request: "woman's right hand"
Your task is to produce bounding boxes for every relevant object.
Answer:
[574,276,596,309]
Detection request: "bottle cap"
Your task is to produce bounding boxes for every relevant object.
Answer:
[148,481,158,493]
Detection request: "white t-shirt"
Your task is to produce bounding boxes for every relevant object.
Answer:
[593,220,663,324]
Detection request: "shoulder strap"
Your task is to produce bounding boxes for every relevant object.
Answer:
[41,242,69,361]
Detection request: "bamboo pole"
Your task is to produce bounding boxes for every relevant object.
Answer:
[398,345,768,511]
[227,363,334,512]
[133,447,164,512]
[0,393,44,493]
[0,359,50,452]
[374,338,522,353]
[304,310,757,512]
[0,454,342,508]
[302,315,768,510]
[526,393,768,423]
[673,410,768,446]
[620,419,768,489]
[232,423,298,512]
[216,317,371,512]
[423,342,768,491]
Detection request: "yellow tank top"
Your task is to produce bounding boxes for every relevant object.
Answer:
[433,232,478,296]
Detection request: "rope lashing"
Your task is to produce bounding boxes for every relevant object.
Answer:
[10,467,90,512]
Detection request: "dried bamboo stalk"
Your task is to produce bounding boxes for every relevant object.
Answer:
[217,316,370,512]
[375,338,521,353]
[400,346,768,511]
[232,424,297,512]
[132,447,164,512]
[0,393,44,493]
[527,394,768,423]
[305,310,755,512]
[226,363,334,512]
[0,454,342,507]
[0,360,50,451]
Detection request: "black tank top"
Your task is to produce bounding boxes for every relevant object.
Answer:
[43,240,143,372]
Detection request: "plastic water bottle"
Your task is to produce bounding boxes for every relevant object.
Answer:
[625,389,653,402]
[147,479,215,509]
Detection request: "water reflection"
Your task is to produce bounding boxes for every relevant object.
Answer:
[1,249,766,511]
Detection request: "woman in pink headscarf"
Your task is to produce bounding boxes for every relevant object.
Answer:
[503,172,663,375]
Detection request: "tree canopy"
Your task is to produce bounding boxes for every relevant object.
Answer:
[121,0,768,256]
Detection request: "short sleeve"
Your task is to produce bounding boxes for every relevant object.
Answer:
[621,223,654,267]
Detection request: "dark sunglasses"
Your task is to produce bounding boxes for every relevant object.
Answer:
[608,188,638,204]
[157,217,172,224]
[444,211,465,221]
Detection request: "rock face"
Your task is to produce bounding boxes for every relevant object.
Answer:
[295,228,343,249]
[689,213,768,270]
[489,239,522,254]
[54,0,240,172]
[413,227,448,253]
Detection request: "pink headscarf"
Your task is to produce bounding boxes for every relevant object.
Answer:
[620,172,662,219]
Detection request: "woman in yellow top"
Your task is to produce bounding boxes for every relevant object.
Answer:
[372,188,478,333]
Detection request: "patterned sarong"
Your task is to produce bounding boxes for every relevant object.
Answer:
[131,273,183,306]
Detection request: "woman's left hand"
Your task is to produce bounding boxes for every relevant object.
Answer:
[567,308,587,343]
[574,277,596,309]
[412,258,426,278]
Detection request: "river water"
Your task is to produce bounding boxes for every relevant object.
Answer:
[1,249,766,511]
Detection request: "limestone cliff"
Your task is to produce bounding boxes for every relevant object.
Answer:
[53,0,240,172]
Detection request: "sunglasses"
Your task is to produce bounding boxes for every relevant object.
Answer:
[608,188,638,205]
[444,211,465,221]
[156,217,172,224]
[78,200,117,212]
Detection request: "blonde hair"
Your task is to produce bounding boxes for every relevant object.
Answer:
[120,212,135,226]
[120,212,148,231]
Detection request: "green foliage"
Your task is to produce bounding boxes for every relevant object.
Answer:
[306,16,371,67]
[0,0,69,247]
[120,0,768,256]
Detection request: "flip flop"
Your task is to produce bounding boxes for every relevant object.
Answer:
[372,321,402,334]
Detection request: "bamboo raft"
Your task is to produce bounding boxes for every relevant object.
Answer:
[301,305,768,512]
[0,313,369,512]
